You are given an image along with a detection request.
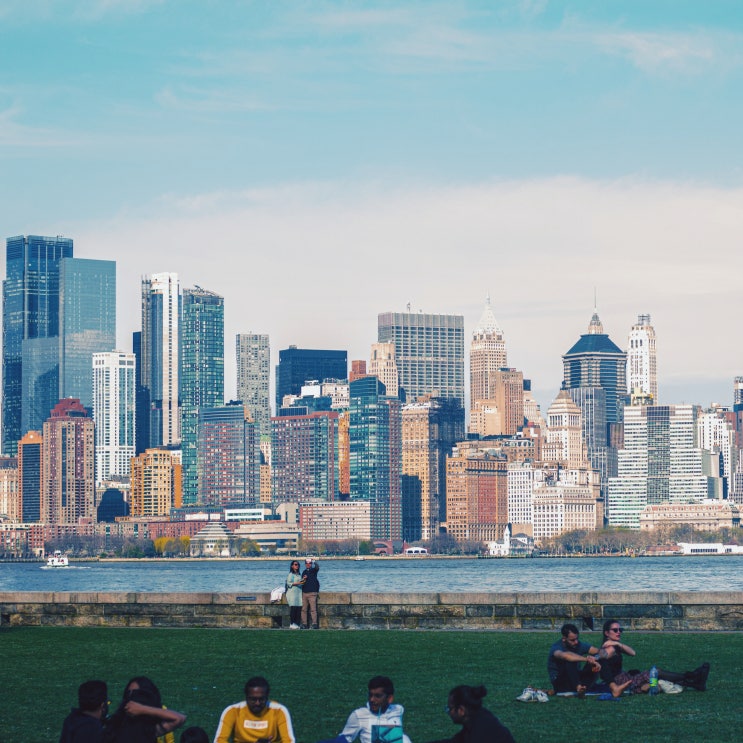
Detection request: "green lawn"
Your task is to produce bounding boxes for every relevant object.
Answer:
[1,627,738,743]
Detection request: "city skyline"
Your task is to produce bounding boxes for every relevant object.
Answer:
[1,2,741,412]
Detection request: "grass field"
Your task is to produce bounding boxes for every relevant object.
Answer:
[1,627,738,743]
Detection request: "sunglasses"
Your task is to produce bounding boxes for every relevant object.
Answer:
[610,627,623,633]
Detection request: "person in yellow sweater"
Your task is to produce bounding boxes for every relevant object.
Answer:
[214,677,295,743]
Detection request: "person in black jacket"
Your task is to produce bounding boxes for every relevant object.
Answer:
[59,680,108,743]
[427,685,514,743]
[301,557,320,629]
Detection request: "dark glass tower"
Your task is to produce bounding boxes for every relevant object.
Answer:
[275,347,347,411]
[3,235,73,455]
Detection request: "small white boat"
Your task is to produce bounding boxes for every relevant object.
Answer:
[46,550,69,567]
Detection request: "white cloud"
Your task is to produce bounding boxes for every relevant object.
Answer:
[72,176,743,410]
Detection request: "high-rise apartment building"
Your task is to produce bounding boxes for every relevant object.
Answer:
[130,448,182,516]
[41,399,95,524]
[275,347,347,410]
[607,404,708,528]
[271,410,339,504]
[470,296,507,404]
[236,333,271,438]
[198,404,260,508]
[368,342,399,399]
[378,310,465,408]
[627,313,657,402]
[3,235,73,454]
[18,431,42,522]
[348,376,402,540]
[180,286,224,504]
[140,273,180,448]
[0,457,19,522]
[401,396,466,541]
[92,351,136,485]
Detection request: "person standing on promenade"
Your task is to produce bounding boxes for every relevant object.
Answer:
[214,676,295,743]
[547,623,602,694]
[301,557,320,629]
[426,685,514,743]
[598,619,710,697]
[59,680,109,743]
[285,560,305,629]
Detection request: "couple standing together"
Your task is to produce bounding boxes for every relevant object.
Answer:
[285,557,320,629]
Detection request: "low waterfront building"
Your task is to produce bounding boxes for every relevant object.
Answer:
[639,500,740,531]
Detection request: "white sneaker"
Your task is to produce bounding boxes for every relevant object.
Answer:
[533,690,550,703]
[289,623,300,629]
[516,687,536,702]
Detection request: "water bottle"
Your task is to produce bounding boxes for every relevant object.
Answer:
[648,665,659,696]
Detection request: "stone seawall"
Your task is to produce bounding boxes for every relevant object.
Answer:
[1,592,742,630]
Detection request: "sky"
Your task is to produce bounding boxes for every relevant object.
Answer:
[1,1,742,413]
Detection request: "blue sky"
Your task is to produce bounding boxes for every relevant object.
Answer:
[2,1,742,410]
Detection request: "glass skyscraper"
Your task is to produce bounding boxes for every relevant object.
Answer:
[236,333,271,438]
[180,286,224,504]
[275,347,347,411]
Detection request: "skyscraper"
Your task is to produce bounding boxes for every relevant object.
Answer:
[3,235,73,454]
[92,351,136,485]
[18,431,42,522]
[130,448,182,516]
[275,347,347,410]
[198,403,260,507]
[348,376,402,540]
[140,273,180,448]
[627,313,657,402]
[236,333,271,438]
[368,342,399,399]
[470,296,507,406]
[180,286,224,504]
[378,310,465,408]
[41,399,95,524]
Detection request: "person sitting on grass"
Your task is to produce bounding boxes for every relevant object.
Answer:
[214,676,295,743]
[547,623,602,694]
[59,679,109,743]
[598,619,710,697]
[426,684,514,743]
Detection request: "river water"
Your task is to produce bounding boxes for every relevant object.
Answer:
[1,555,741,593]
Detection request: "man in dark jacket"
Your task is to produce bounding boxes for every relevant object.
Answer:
[59,680,108,743]
[301,557,320,628]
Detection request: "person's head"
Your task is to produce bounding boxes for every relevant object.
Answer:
[445,685,487,725]
[367,676,395,713]
[78,680,108,718]
[560,623,581,650]
[180,726,210,743]
[603,619,624,642]
[290,560,300,573]
[244,676,270,716]
[304,558,313,569]
[123,676,162,708]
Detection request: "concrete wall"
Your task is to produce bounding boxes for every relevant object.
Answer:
[1,591,742,630]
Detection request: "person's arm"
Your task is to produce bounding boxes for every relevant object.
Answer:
[275,705,296,743]
[122,701,186,734]
[553,649,593,663]
[214,705,238,743]
[603,639,636,657]
[339,709,361,742]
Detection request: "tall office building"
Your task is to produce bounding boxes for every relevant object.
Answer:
[627,313,657,402]
[562,312,627,494]
[543,388,588,469]
[348,376,402,540]
[401,397,466,541]
[607,404,708,528]
[378,310,465,408]
[236,333,271,437]
[470,296,508,404]
[140,273,180,448]
[180,287,224,504]
[18,431,42,522]
[0,456,19,522]
[271,409,339,504]
[41,399,95,524]
[368,342,399,399]
[275,347,347,410]
[3,235,72,454]
[92,351,136,485]
[198,404,260,507]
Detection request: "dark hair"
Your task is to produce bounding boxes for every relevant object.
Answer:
[123,676,162,707]
[244,677,270,697]
[180,727,210,743]
[561,623,580,637]
[448,685,487,711]
[78,680,107,712]
[104,676,163,743]
[290,560,300,571]
[603,618,619,637]
[368,676,394,695]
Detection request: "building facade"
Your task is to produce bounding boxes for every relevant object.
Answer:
[18,431,42,522]
[275,347,347,411]
[627,313,657,402]
[368,341,399,399]
[92,351,136,485]
[236,333,271,438]
[130,448,182,517]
